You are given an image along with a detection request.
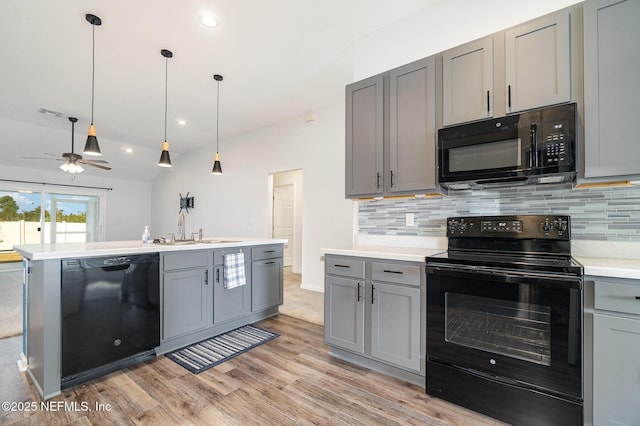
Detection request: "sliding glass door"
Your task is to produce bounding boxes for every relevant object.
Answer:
[0,184,105,248]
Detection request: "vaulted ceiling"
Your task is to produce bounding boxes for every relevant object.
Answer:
[0,0,441,180]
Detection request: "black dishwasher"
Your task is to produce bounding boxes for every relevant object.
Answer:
[61,253,160,388]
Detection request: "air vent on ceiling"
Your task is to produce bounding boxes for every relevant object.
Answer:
[38,107,64,117]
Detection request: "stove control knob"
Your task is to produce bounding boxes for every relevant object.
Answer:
[459,223,468,232]
[448,220,458,233]
[542,221,554,234]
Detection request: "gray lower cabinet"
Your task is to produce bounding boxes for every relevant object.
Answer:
[586,277,640,425]
[213,247,251,324]
[325,275,365,353]
[160,243,283,352]
[324,255,424,383]
[583,0,640,180]
[251,245,284,312]
[162,251,210,340]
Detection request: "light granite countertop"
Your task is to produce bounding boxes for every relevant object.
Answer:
[15,237,287,261]
[322,245,640,281]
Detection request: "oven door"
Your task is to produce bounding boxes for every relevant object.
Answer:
[426,263,582,400]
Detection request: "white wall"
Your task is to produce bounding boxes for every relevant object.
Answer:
[0,165,151,242]
[151,104,353,292]
[149,0,584,293]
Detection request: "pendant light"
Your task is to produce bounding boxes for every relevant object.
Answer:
[83,14,102,156]
[158,49,173,167]
[211,74,223,175]
[60,117,85,174]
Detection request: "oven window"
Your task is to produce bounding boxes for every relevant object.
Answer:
[445,292,551,366]
[449,138,522,172]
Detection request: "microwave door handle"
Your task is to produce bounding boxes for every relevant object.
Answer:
[529,123,538,169]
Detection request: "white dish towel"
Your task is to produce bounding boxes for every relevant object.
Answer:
[223,252,246,289]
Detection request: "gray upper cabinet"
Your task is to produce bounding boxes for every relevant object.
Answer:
[345,75,384,197]
[346,57,438,198]
[388,57,436,194]
[583,0,640,180]
[442,8,574,126]
[505,9,571,114]
[442,36,494,126]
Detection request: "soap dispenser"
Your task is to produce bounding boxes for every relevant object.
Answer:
[142,226,151,243]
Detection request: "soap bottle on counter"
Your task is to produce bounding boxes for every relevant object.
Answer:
[142,226,151,243]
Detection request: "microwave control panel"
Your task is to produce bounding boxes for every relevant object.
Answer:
[541,121,570,166]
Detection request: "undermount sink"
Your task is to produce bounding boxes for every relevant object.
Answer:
[154,239,240,245]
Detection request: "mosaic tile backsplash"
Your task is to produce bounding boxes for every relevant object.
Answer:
[358,183,640,241]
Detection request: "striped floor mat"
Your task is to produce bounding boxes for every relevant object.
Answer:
[165,325,279,374]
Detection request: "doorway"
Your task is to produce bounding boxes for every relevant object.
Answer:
[269,170,303,273]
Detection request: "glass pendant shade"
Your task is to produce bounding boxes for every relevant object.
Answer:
[211,152,222,174]
[83,124,101,156]
[158,141,172,167]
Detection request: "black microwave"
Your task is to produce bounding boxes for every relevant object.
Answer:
[438,103,576,190]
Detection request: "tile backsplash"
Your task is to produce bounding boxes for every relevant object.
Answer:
[358,183,640,241]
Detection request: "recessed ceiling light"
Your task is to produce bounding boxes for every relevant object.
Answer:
[121,147,133,153]
[199,13,217,28]
[176,119,187,126]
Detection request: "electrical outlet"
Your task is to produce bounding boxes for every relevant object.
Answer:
[405,213,415,227]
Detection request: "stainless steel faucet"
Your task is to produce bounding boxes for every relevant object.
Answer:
[177,211,186,240]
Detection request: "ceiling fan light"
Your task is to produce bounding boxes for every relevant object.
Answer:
[60,162,69,172]
[70,163,84,174]
[158,141,172,167]
[211,152,222,175]
[83,124,102,156]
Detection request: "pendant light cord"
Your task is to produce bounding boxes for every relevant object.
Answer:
[216,78,220,152]
[91,23,95,124]
[164,56,168,141]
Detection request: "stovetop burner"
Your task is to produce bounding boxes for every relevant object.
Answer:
[427,215,583,276]
[427,250,583,275]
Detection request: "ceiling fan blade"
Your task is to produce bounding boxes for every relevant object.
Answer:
[43,152,61,157]
[79,160,111,170]
[21,156,63,161]
[84,159,110,164]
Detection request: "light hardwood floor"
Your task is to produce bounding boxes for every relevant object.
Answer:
[0,315,504,425]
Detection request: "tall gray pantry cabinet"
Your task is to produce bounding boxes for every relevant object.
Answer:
[345,57,437,198]
[583,0,640,181]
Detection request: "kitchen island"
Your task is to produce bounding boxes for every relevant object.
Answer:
[14,238,286,400]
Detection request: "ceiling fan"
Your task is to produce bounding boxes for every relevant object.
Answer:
[22,117,111,173]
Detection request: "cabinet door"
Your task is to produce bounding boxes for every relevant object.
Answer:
[584,0,640,179]
[324,275,365,354]
[345,75,384,197]
[593,313,640,425]
[370,282,420,371]
[442,36,493,125]
[388,57,436,194]
[505,10,571,113]
[162,269,208,340]
[251,258,283,312]
[213,250,251,324]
